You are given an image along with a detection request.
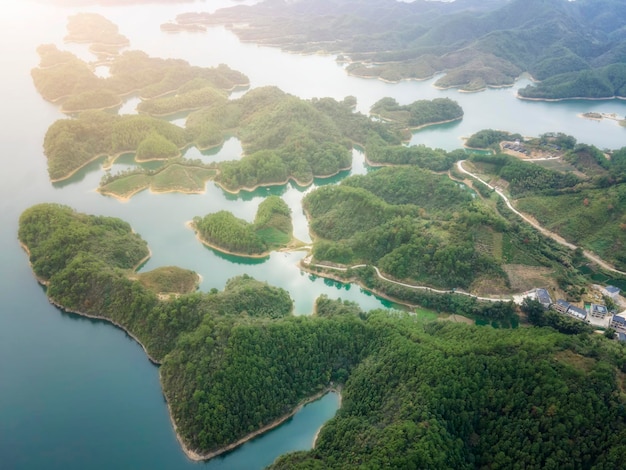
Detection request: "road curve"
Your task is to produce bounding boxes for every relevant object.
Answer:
[456,160,626,276]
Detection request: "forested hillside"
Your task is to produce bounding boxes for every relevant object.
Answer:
[20,204,626,466]
[303,165,581,294]
[192,195,294,256]
[170,0,626,96]
[465,135,626,270]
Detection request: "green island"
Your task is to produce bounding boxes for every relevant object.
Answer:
[170,0,626,98]
[44,111,189,181]
[32,43,248,111]
[65,12,130,54]
[191,195,299,257]
[41,77,464,194]
[462,130,626,272]
[98,160,217,201]
[18,203,626,467]
[370,97,464,131]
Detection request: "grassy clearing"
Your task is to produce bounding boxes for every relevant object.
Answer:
[136,266,199,295]
[100,173,150,198]
[414,308,439,321]
[256,227,291,248]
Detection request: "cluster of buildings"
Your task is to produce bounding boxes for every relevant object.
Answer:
[534,286,625,338]
[502,140,530,155]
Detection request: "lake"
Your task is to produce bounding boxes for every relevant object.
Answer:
[1,0,624,469]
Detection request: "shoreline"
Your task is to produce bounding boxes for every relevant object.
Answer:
[166,386,342,462]
[187,221,306,259]
[517,93,626,102]
[19,240,160,364]
[98,164,218,202]
[215,163,351,195]
[187,220,272,259]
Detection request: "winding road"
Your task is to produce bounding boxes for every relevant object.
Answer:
[456,160,626,276]
[301,160,626,308]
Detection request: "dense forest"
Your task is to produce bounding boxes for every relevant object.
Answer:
[170,0,626,97]
[192,195,294,256]
[370,97,463,129]
[304,166,509,291]
[43,111,189,181]
[18,208,626,467]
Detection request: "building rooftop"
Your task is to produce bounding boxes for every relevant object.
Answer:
[612,314,626,325]
[536,288,552,306]
[568,305,587,319]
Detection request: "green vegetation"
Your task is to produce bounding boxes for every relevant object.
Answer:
[365,134,464,170]
[516,184,626,270]
[192,196,294,256]
[469,153,581,197]
[519,64,626,100]
[304,166,509,290]
[32,35,248,107]
[304,164,592,298]
[31,49,100,102]
[465,129,522,150]
[270,313,626,469]
[137,86,228,117]
[18,204,293,362]
[211,88,353,190]
[466,136,626,270]
[20,204,626,466]
[99,161,217,200]
[43,111,189,181]
[135,266,199,296]
[65,13,129,48]
[370,97,463,128]
[177,0,626,97]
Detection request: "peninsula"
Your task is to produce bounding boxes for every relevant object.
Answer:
[191,195,299,258]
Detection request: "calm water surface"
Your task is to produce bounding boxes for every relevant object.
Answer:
[1,0,625,468]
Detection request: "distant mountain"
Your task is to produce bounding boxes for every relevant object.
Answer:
[172,0,626,98]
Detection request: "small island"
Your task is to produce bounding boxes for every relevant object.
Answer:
[580,111,626,127]
[191,196,300,257]
[370,97,463,133]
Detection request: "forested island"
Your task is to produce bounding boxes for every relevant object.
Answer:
[18,203,626,468]
[191,196,298,257]
[169,0,626,98]
[370,97,463,131]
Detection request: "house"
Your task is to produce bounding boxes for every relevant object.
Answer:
[610,312,626,332]
[536,288,552,310]
[590,303,608,318]
[552,299,587,320]
[602,285,621,300]
[553,299,570,314]
[567,305,587,321]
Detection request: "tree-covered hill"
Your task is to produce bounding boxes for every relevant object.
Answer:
[170,0,626,96]
[304,166,510,290]
[466,141,626,270]
[270,312,626,469]
[370,97,463,129]
[191,195,294,256]
[20,204,626,466]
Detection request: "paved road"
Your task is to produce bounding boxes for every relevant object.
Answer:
[456,160,626,276]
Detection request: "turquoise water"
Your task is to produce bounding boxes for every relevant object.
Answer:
[1,0,625,468]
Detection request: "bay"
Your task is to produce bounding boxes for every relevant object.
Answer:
[0,0,625,469]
